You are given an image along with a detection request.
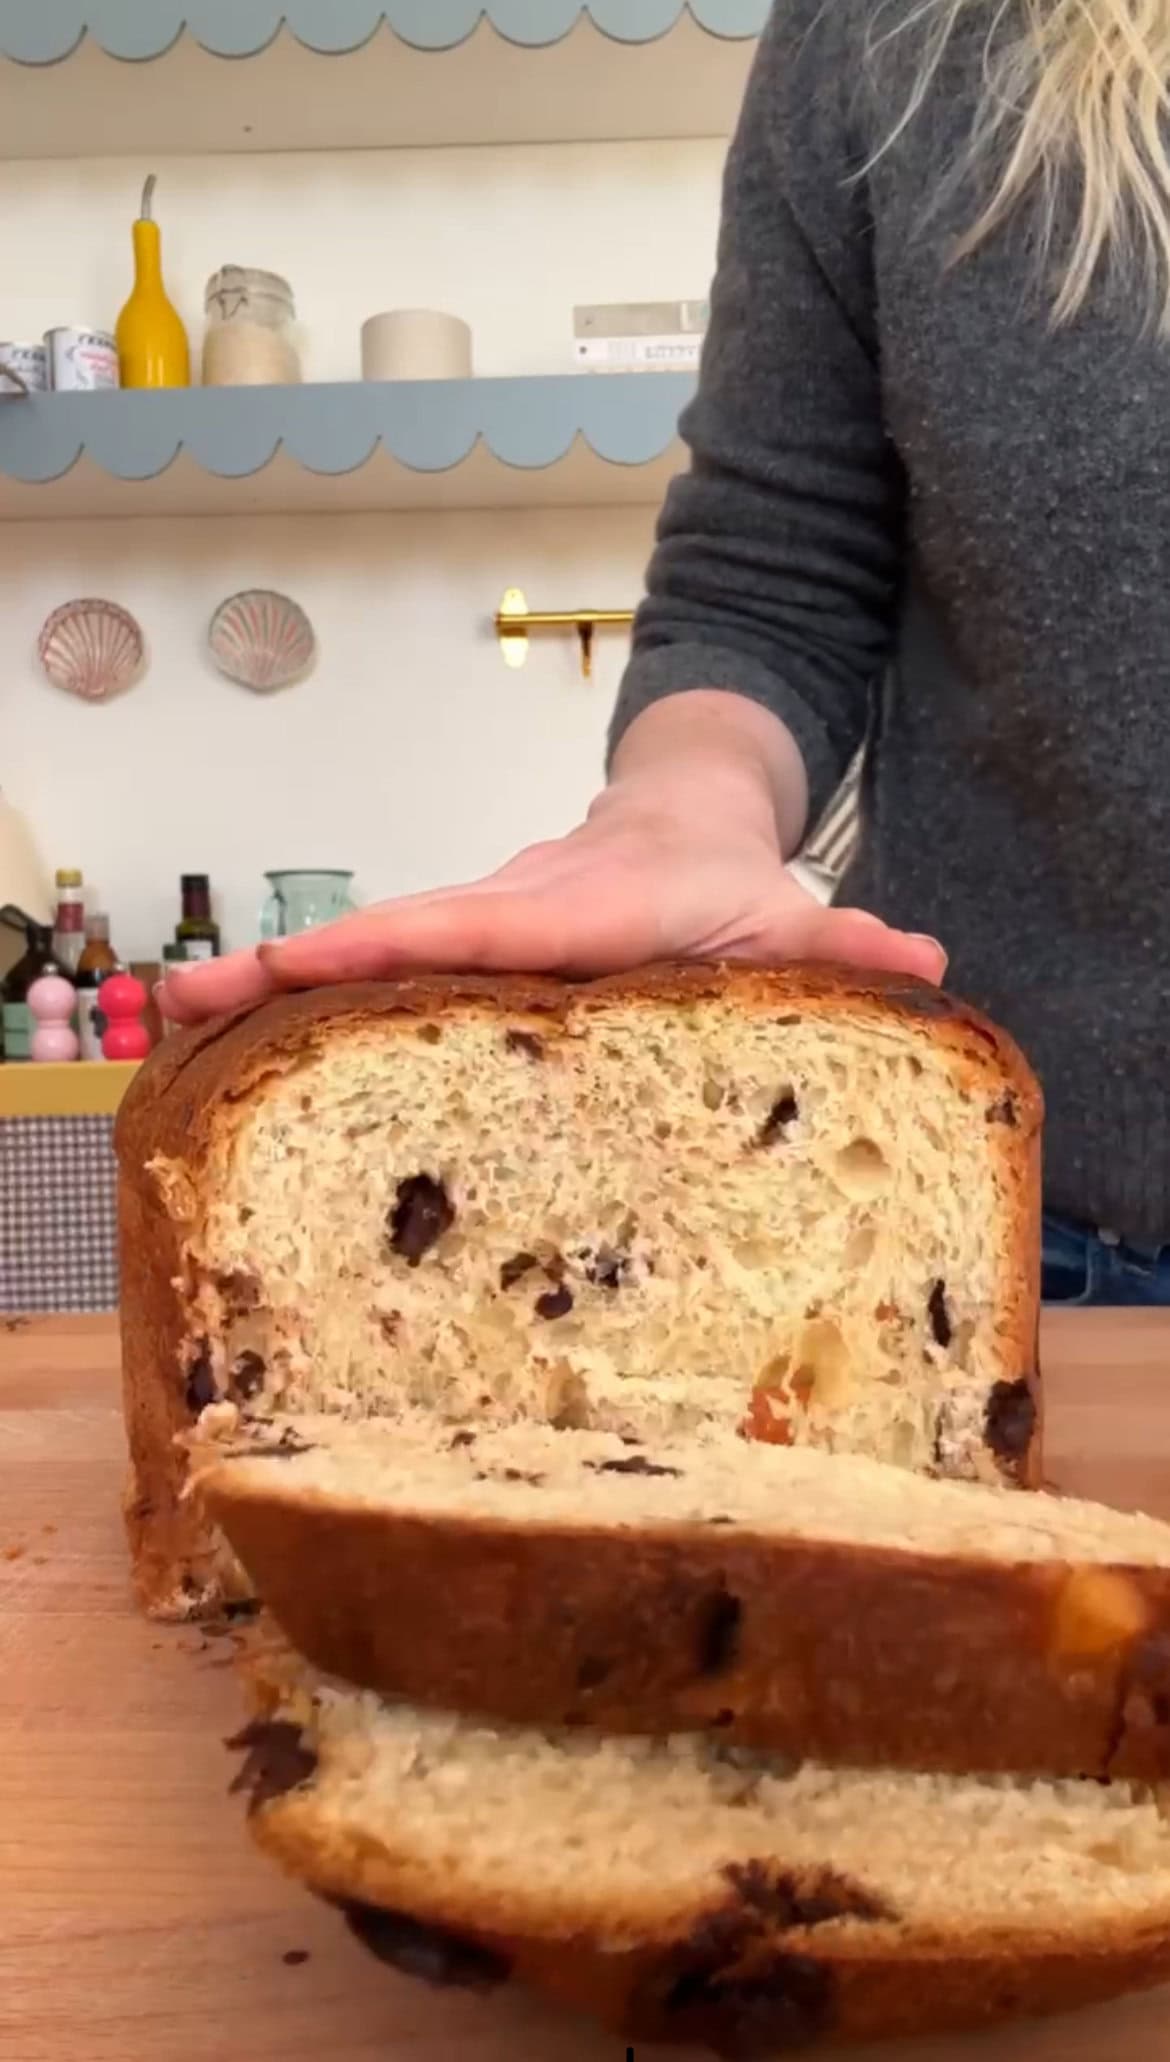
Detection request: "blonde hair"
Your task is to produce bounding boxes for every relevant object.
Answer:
[875,0,1170,329]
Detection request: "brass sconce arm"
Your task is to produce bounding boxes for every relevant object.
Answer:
[494,588,635,679]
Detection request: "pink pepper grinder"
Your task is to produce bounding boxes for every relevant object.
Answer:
[28,973,80,1061]
[99,972,152,1060]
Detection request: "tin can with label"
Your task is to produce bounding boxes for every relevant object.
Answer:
[45,327,120,392]
[0,343,48,395]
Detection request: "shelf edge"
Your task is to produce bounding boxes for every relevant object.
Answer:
[0,1061,139,1119]
[0,3,767,65]
[0,375,697,486]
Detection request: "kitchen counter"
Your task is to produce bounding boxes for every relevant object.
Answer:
[4,1309,1170,2061]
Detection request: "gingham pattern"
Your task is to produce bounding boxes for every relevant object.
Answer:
[0,1115,118,1313]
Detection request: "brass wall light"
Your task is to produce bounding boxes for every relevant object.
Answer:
[495,588,635,680]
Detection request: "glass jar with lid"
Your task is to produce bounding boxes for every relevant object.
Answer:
[202,266,301,386]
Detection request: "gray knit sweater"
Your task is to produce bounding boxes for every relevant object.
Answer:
[612,0,1170,1248]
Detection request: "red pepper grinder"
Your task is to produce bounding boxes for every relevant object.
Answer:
[99,972,152,1060]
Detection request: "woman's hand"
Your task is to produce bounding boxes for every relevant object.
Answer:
[162,733,943,1030]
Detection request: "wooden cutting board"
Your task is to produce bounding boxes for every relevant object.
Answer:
[4,1311,1170,2062]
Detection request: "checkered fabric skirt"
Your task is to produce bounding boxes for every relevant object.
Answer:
[0,1115,118,1313]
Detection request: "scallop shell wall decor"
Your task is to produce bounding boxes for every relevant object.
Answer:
[37,599,145,702]
[209,589,316,692]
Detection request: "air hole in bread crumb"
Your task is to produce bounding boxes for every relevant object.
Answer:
[228,1351,265,1403]
[588,1454,681,1479]
[758,1091,799,1146]
[583,1244,630,1291]
[792,1319,851,1410]
[545,1364,591,1429]
[834,1138,889,1196]
[417,1023,443,1045]
[505,1029,543,1059]
[499,1251,539,1291]
[185,1350,217,1415]
[844,1222,877,1270]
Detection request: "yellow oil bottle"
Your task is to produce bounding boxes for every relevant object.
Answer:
[116,174,190,389]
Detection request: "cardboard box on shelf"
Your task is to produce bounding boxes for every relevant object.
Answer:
[573,298,707,373]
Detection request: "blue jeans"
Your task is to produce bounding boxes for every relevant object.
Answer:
[1043,1212,1170,1307]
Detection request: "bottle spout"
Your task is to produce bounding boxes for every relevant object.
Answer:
[140,171,157,222]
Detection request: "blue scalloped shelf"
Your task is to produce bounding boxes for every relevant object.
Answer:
[0,375,695,518]
[0,3,763,155]
[0,3,767,62]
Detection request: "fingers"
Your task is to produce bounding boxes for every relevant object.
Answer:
[158,861,948,1030]
[741,896,948,985]
[815,909,947,983]
[160,947,278,1025]
[158,869,638,1024]
[257,887,580,985]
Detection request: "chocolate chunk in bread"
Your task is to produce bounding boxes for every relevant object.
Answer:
[339,1899,511,1992]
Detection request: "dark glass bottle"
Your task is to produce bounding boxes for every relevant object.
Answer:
[76,914,121,1062]
[176,874,220,960]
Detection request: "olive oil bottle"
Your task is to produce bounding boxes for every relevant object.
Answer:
[175,875,220,961]
[116,174,190,389]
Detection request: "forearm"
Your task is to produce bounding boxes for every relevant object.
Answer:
[608,2,896,843]
[602,689,811,859]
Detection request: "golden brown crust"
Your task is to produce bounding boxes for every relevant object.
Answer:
[202,1473,1170,1779]
[248,1792,1170,2052]
[116,965,1043,1616]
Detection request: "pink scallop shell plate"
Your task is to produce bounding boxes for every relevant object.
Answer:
[37,598,145,702]
[209,589,316,692]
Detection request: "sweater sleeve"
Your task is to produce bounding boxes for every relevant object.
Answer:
[609,0,903,831]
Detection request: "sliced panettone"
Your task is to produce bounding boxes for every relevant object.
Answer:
[227,1672,1170,2055]
[117,965,1041,1617]
[197,1413,1170,1780]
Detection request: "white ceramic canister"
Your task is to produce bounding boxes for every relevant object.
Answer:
[46,327,120,392]
[0,344,48,396]
[361,310,473,382]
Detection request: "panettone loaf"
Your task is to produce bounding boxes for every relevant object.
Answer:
[199,1414,1170,1780]
[229,1673,1170,2054]
[116,965,1041,1617]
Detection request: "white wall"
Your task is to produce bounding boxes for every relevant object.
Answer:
[3,506,657,958]
[0,138,725,961]
[0,140,722,380]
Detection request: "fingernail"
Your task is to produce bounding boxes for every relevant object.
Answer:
[909,934,949,974]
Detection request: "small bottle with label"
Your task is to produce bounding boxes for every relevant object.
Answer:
[76,913,120,1062]
[176,874,220,960]
[52,868,86,975]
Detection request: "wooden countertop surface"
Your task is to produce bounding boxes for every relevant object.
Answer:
[5,1311,1170,2062]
